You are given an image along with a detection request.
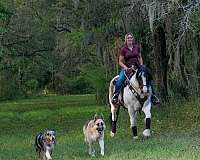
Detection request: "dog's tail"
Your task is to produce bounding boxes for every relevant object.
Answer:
[83,125,86,134]
[83,120,90,134]
[34,135,39,152]
[35,133,43,152]
[83,121,90,143]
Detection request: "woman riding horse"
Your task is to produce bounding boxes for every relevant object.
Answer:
[112,32,159,105]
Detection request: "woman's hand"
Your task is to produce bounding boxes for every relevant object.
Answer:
[125,67,133,75]
[119,55,128,70]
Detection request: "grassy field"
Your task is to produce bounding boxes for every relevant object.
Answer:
[0,94,200,160]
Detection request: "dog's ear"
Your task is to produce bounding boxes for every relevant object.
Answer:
[42,129,48,138]
[94,113,98,122]
[100,113,104,120]
[52,129,56,136]
[44,128,48,135]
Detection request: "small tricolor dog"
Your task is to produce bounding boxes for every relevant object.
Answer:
[35,129,56,160]
[83,113,106,157]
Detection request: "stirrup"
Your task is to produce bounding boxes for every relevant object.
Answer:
[111,94,118,104]
[151,95,160,105]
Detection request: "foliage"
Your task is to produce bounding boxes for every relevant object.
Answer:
[191,10,200,33]
[0,0,200,102]
[80,63,107,104]
[0,71,22,100]
[65,31,85,45]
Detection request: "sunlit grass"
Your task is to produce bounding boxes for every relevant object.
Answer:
[0,95,200,160]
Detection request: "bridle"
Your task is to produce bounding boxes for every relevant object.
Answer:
[124,66,149,106]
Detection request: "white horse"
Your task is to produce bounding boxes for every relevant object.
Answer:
[109,65,152,139]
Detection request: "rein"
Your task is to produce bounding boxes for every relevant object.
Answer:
[124,69,148,107]
[124,71,140,97]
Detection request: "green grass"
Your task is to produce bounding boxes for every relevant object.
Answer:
[0,94,200,160]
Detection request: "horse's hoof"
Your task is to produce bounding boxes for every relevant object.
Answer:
[100,152,104,156]
[133,136,138,140]
[89,152,95,157]
[110,131,115,137]
[91,154,95,157]
[132,136,138,142]
[143,129,151,137]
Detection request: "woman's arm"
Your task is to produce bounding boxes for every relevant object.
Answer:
[119,55,128,70]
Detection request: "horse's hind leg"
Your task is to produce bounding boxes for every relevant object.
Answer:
[142,98,152,138]
[128,106,138,139]
[110,104,120,137]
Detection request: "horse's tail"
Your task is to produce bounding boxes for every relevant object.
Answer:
[109,76,116,127]
[108,75,119,105]
[109,76,120,135]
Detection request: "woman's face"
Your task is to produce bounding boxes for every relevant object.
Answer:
[126,34,135,46]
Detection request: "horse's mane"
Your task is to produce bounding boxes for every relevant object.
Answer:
[136,65,152,81]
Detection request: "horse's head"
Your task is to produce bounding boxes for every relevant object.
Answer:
[136,65,152,94]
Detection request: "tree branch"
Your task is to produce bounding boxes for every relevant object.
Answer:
[52,25,71,33]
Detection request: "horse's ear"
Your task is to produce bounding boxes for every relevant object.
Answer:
[94,113,98,122]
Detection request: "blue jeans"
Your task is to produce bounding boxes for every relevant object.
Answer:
[114,69,126,94]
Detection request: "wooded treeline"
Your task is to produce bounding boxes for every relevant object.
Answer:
[0,0,200,103]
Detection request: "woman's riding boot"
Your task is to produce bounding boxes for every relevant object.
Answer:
[151,83,160,105]
[111,69,125,104]
[112,92,119,104]
[151,95,160,105]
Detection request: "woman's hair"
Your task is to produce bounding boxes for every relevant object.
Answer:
[124,32,134,45]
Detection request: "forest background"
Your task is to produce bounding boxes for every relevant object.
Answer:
[0,0,200,104]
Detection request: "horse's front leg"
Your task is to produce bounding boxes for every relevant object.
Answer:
[110,104,120,137]
[142,96,152,138]
[128,106,138,139]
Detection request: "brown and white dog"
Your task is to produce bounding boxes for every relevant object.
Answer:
[83,114,106,157]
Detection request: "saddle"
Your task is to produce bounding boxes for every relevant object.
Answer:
[113,67,147,107]
[112,68,135,106]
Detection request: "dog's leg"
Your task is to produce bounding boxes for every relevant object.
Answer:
[38,149,43,160]
[45,150,52,160]
[98,138,104,156]
[42,151,46,160]
[88,143,92,156]
[39,151,43,160]
[89,143,95,157]
[35,146,41,160]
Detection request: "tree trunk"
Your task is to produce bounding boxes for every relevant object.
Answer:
[191,34,200,95]
[153,24,168,101]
